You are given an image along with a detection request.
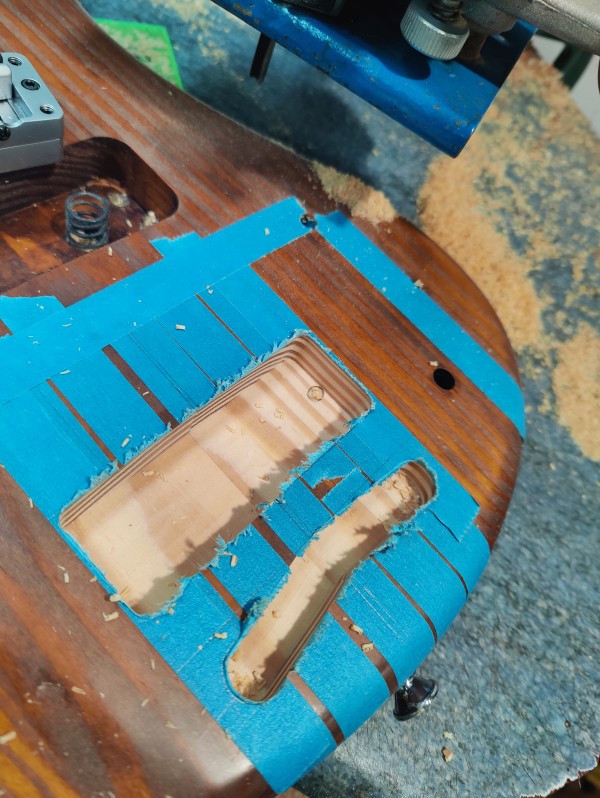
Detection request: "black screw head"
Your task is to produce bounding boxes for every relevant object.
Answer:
[0,124,11,142]
[21,78,40,91]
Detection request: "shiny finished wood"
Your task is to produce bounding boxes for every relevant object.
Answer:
[0,1,522,795]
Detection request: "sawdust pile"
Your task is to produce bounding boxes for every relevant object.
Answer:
[553,324,600,461]
[419,49,600,460]
[313,163,397,225]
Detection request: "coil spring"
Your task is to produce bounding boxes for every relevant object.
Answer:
[65,190,110,250]
[428,0,464,24]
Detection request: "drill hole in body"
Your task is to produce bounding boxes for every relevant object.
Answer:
[433,367,455,390]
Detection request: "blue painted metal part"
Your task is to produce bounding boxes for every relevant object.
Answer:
[209,0,534,155]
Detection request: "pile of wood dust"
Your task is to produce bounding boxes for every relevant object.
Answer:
[313,163,397,225]
[419,48,600,461]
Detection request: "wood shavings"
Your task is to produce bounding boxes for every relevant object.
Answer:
[230,554,238,567]
[142,210,158,228]
[413,279,424,289]
[165,721,177,729]
[102,611,119,622]
[63,571,70,584]
[59,369,71,375]
[361,642,374,652]
[443,731,455,740]
[442,746,454,762]
[264,227,270,236]
[350,623,363,635]
[313,163,397,225]
[28,497,33,508]
[142,470,155,477]
[150,658,156,671]
[429,360,439,367]
[273,409,284,419]
[107,246,113,256]
[214,632,228,640]
[140,697,149,708]
[121,437,130,448]
[125,218,133,228]
[71,686,86,695]
[89,576,97,583]
[0,731,16,745]
[175,324,186,331]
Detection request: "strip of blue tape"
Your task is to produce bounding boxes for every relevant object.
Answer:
[0,295,64,333]
[317,212,526,436]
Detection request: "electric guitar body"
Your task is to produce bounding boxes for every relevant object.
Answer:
[0,3,523,796]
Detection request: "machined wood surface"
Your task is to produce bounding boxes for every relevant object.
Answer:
[0,2,522,796]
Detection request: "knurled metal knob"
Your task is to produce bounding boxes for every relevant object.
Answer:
[401,0,469,60]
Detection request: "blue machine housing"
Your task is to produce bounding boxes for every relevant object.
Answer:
[210,0,534,155]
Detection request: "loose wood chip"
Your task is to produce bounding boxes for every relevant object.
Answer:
[175,324,186,331]
[214,632,228,640]
[107,246,113,256]
[0,731,16,745]
[350,624,363,635]
[28,498,33,508]
[63,571,70,584]
[125,218,133,228]
[150,658,156,671]
[442,746,454,762]
[71,686,86,695]
[165,721,177,729]
[89,576,98,583]
[59,369,71,375]
[443,731,455,740]
[142,470,155,477]
[140,698,149,708]
[264,227,270,236]
[230,555,238,568]
[109,593,123,602]
[121,437,130,448]
[429,360,439,367]
[361,642,374,652]
[102,611,119,622]
[414,279,424,289]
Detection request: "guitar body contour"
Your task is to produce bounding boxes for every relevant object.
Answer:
[0,3,523,796]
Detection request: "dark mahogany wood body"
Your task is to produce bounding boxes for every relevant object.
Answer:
[0,3,522,795]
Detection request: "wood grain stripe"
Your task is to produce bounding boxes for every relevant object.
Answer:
[370,558,438,643]
[417,529,469,597]
[47,378,118,465]
[103,344,179,430]
[287,672,345,745]
[328,602,398,694]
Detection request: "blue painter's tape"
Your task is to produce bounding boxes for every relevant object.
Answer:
[159,297,253,384]
[302,445,357,488]
[0,295,64,333]
[296,613,389,738]
[0,383,110,519]
[0,198,310,405]
[347,403,478,540]
[419,513,490,594]
[317,213,525,436]
[337,429,386,479]
[137,573,238,667]
[217,266,305,346]
[261,501,310,555]
[324,470,371,516]
[209,525,289,611]
[339,560,435,682]
[374,530,466,638]
[54,351,167,461]
[199,286,271,356]
[113,327,215,423]
[279,479,332,538]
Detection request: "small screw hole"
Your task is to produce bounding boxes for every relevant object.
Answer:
[433,367,455,390]
[21,78,40,91]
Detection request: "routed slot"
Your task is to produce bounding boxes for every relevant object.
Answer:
[227,461,435,702]
[60,337,370,614]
